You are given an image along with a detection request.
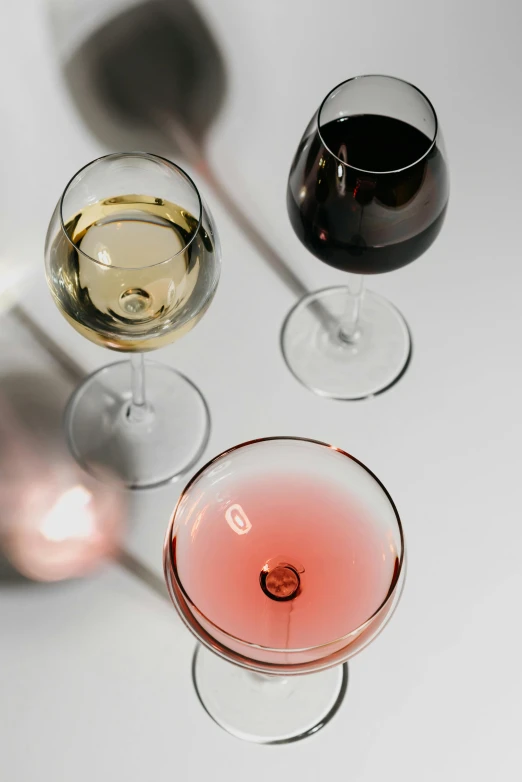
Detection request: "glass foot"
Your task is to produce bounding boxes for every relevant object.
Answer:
[281,287,411,400]
[192,645,348,744]
[65,360,210,489]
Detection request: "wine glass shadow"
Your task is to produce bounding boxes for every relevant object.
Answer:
[46,0,228,162]
[45,0,314,302]
[0,372,68,585]
[0,372,126,585]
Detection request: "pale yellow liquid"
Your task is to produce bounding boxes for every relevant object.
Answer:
[47,195,217,351]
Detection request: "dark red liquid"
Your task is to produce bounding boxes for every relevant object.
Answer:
[288,114,449,274]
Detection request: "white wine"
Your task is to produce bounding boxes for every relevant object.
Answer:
[46,194,219,351]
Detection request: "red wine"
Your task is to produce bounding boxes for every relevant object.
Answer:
[288,114,449,274]
[173,473,399,665]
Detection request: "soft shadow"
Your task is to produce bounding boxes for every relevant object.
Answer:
[50,0,227,158]
[0,370,166,596]
[47,0,312,301]
[0,372,68,585]
[0,555,32,585]
[0,371,127,584]
[0,371,68,440]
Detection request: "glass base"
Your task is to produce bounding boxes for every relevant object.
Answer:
[65,360,210,489]
[281,287,411,400]
[192,645,348,744]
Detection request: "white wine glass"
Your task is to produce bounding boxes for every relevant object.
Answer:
[45,152,221,489]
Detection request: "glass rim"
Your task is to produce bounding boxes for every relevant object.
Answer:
[59,152,204,270]
[317,74,439,175]
[163,435,405,655]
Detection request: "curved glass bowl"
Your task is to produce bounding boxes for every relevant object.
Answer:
[283,74,449,399]
[164,437,405,675]
[43,152,221,489]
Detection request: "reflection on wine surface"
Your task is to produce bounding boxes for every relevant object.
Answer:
[48,195,217,351]
[288,114,449,275]
[164,437,405,744]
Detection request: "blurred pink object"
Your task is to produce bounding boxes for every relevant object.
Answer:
[0,397,125,581]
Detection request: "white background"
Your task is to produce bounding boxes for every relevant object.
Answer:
[1,0,522,779]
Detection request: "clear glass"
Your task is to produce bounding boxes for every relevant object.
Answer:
[45,152,221,488]
[164,437,405,743]
[283,74,449,399]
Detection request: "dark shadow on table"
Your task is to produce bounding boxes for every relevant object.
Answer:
[46,0,312,302]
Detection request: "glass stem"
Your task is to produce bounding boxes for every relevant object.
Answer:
[248,671,288,687]
[338,274,365,343]
[128,353,148,422]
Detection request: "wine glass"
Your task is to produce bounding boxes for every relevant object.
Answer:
[283,75,449,399]
[164,437,405,744]
[45,153,220,489]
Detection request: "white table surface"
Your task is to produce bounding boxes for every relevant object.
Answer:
[1,0,522,779]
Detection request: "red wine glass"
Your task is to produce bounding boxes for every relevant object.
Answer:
[283,75,449,399]
[164,437,405,743]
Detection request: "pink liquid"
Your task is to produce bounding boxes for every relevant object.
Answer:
[173,473,399,654]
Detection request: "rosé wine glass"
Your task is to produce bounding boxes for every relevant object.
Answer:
[164,437,405,743]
